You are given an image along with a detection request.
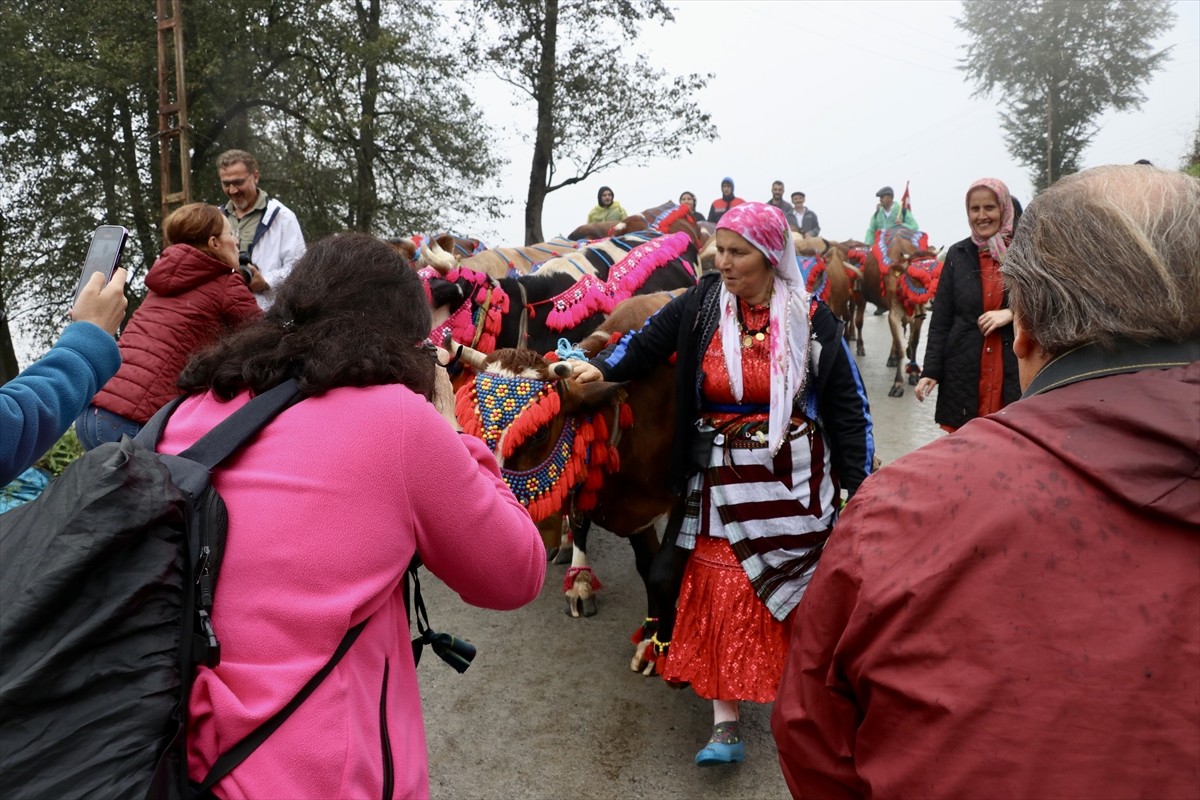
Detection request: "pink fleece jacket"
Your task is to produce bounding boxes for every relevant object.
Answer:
[157,383,545,799]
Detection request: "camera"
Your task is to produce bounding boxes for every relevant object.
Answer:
[413,628,476,674]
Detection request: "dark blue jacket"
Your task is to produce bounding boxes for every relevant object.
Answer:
[594,272,874,496]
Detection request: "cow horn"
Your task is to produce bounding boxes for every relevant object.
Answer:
[420,241,455,274]
[550,362,573,381]
[443,334,488,371]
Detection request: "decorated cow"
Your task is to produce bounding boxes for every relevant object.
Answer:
[839,229,942,397]
[423,230,698,358]
[448,291,682,674]
[421,237,587,279]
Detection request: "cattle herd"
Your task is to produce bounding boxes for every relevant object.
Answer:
[395,201,943,655]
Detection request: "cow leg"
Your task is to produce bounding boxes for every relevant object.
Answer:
[643,499,690,681]
[539,513,565,562]
[853,296,866,357]
[887,307,906,397]
[628,521,664,675]
[906,309,927,385]
[552,516,573,565]
[564,515,598,618]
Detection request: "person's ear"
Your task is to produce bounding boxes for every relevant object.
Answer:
[1012,317,1036,360]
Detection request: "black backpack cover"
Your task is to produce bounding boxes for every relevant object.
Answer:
[0,380,302,799]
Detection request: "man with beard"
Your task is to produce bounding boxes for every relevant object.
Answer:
[217,149,306,310]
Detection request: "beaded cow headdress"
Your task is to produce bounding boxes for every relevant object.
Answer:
[454,364,630,523]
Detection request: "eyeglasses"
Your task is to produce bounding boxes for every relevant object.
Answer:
[220,176,251,189]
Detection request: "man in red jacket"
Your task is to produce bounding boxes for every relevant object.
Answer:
[771,164,1200,799]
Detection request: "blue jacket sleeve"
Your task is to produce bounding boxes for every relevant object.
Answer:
[812,305,874,498]
[0,322,121,485]
[592,289,687,383]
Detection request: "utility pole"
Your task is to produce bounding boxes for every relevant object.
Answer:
[156,0,191,220]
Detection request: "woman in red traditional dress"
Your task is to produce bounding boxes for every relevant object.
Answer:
[573,202,875,766]
[916,178,1021,429]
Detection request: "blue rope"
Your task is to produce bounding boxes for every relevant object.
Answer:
[555,338,587,361]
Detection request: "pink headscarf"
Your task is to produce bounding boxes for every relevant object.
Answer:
[967,177,1015,262]
[715,202,812,456]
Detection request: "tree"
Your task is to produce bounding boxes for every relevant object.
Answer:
[0,0,502,367]
[956,0,1174,191]
[464,0,715,244]
[1184,120,1200,178]
[186,0,504,238]
[0,0,160,378]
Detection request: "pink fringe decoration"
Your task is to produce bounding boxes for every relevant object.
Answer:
[543,232,692,332]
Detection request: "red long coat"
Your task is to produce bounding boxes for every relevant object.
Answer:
[93,244,260,423]
[772,362,1200,798]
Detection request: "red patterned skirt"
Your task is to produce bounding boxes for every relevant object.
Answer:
[660,536,788,702]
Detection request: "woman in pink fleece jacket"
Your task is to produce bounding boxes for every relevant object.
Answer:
[158,233,546,799]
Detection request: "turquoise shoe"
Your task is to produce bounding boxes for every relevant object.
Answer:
[694,739,745,767]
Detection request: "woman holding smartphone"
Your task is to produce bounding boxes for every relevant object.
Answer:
[75,203,260,449]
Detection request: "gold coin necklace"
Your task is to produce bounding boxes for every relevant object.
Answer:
[737,297,770,349]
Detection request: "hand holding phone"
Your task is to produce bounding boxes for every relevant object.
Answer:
[72,225,129,304]
[70,267,128,335]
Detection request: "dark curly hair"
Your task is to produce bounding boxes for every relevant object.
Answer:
[178,232,435,400]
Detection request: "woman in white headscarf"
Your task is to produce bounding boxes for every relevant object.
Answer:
[573,202,875,767]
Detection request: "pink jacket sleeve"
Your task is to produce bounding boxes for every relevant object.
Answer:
[771,506,868,799]
[403,401,545,610]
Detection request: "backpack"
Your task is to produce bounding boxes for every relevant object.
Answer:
[0,379,329,799]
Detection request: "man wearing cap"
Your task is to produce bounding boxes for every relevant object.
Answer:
[791,192,821,237]
[707,177,745,224]
[863,185,918,247]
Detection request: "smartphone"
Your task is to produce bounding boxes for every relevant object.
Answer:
[72,225,129,303]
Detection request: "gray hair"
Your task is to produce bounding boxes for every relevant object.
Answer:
[215,148,259,174]
[1002,165,1200,356]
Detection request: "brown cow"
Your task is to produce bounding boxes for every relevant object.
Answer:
[840,229,938,397]
[795,235,853,330]
[566,214,649,242]
[449,290,681,674]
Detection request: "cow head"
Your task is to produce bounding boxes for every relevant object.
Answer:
[450,340,629,532]
[423,267,509,359]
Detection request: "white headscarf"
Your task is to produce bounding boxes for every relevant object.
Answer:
[715,202,812,455]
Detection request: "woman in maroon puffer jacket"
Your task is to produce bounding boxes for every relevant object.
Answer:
[76,203,261,448]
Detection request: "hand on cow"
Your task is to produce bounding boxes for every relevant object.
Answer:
[977,308,1013,336]
[571,361,603,384]
[432,347,462,431]
[915,377,937,402]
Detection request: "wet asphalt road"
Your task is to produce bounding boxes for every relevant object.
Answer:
[418,313,944,799]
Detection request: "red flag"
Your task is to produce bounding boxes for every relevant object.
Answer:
[900,181,911,215]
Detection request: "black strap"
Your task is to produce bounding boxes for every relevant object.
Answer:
[135,379,303,469]
[136,394,189,448]
[195,619,368,793]
[406,557,475,674]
